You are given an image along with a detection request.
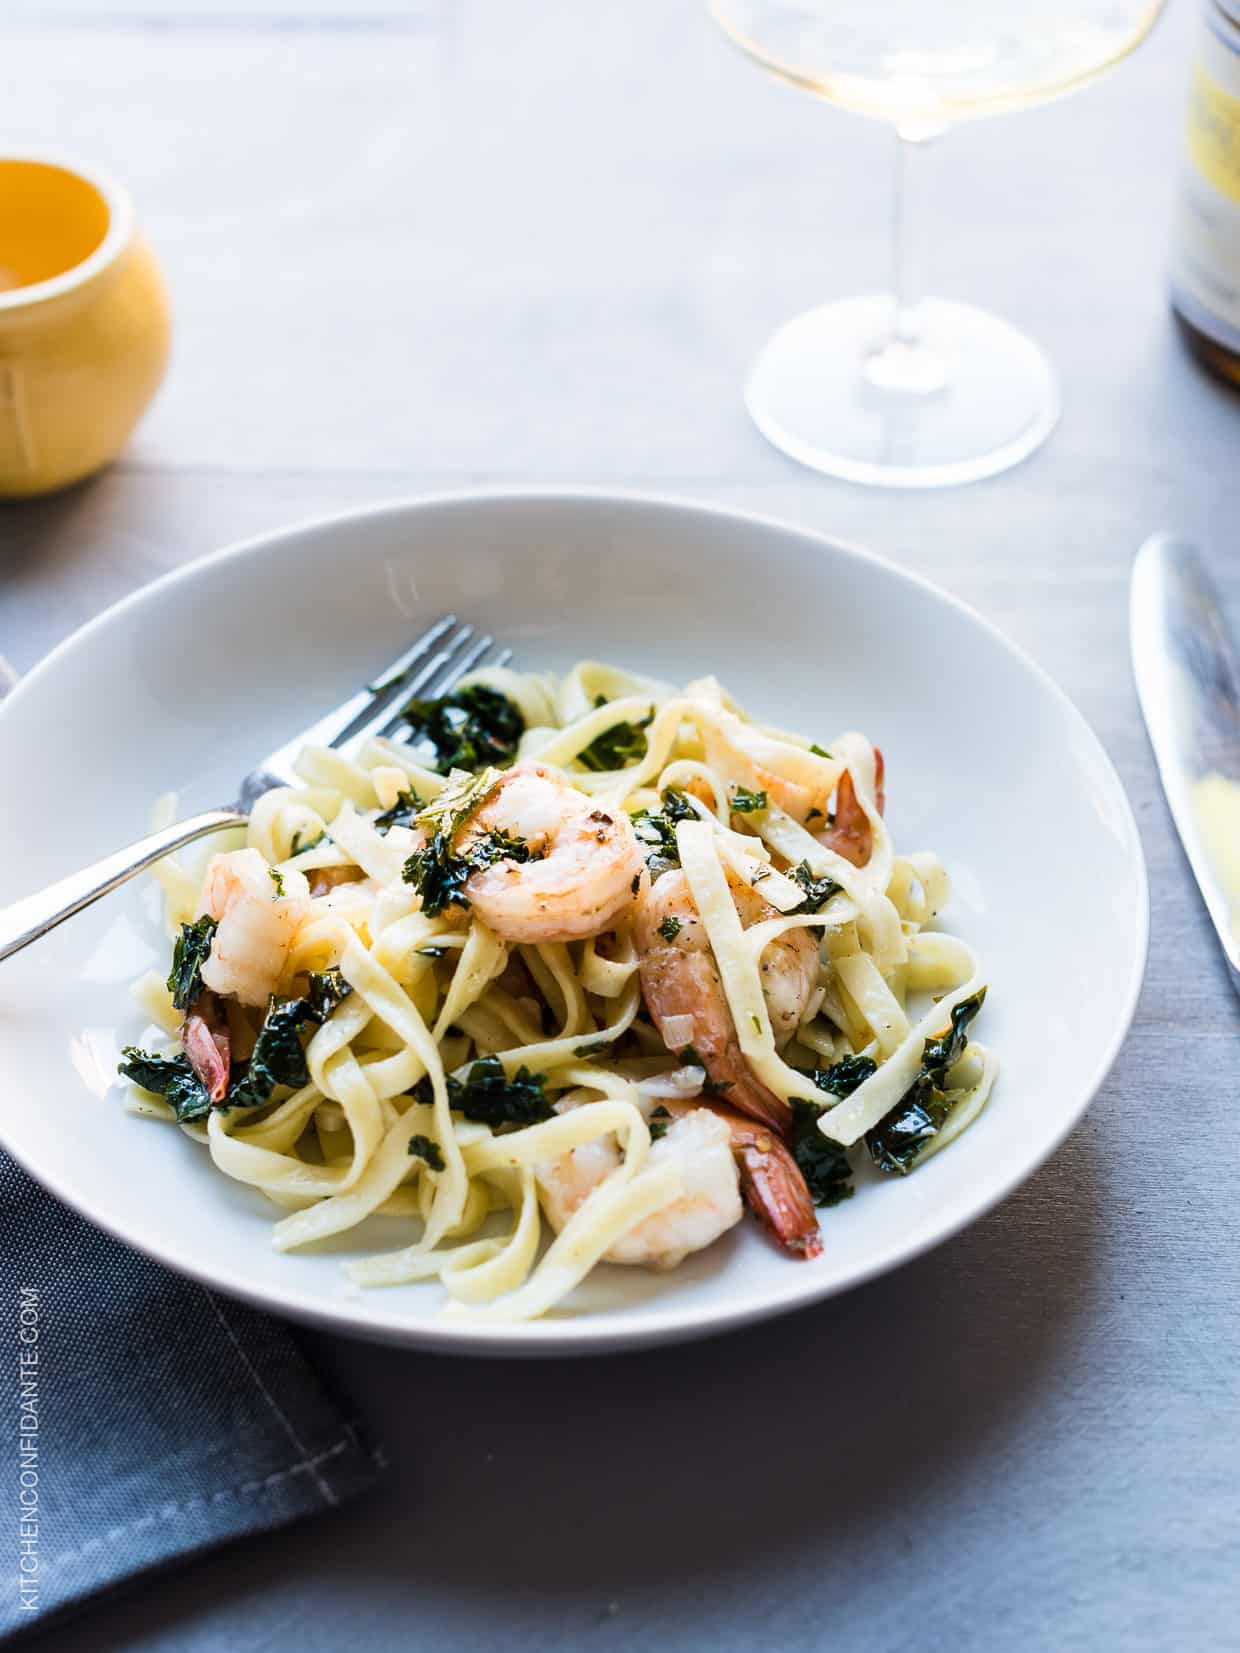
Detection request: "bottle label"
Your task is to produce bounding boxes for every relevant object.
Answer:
[1172,11,1240,351]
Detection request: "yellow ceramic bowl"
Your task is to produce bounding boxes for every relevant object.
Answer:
[0,157,170,498]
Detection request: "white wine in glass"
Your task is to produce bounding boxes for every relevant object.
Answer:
[711,0,1165,488]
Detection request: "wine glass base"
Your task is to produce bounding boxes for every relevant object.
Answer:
[746,296,1060,488]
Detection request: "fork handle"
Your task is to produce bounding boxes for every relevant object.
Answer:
[0,809,246,963]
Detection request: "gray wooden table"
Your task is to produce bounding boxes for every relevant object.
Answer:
[5,2,1240,1648]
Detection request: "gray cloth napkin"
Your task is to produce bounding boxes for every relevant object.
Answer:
[0,1150,384,1641]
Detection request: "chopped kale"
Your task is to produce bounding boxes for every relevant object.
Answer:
[788,861,843,915]
[810,743,833,759]
[657,915,682,942]
[789,1099,855,1207]
[631,788,696,873]
[865,989,988,1175]
[408,1133,445,1171]
[290,829,327,856]
[118,1048,212,1123]
[268,868,285,898]
[165,916,217,1013]
[305,968,353,1022]
[404,827,538,918]
[401,683,524,773]
[415,1054,553,1128]
[648,1105,672,1142]
[812,1054,879,1098]
[374,789,424,833]
[122,971,353,1121]
[577,708,653,773]
[226,996,320,1109]
[730,785,768,814]
[630,872,642,896]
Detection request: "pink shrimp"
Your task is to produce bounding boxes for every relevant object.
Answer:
[818,748,885,868]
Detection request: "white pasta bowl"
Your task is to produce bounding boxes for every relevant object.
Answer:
[0,492,1147,1354]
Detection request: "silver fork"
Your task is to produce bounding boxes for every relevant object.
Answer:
[0,615,512,962]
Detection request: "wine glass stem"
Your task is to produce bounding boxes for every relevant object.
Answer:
[865,122,948,396]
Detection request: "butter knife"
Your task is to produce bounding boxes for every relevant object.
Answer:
[1131,534,1240,995]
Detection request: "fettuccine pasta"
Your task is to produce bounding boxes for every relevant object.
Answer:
[118,659,996,1321]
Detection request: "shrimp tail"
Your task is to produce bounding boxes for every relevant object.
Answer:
[820,746,885,869]
[712,1106,823,1259]
[182,992,231,1103]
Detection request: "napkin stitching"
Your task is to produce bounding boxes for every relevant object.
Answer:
[46,1438,359,1572]
[202,1290,340,1508]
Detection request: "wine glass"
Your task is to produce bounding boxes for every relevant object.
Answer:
[710,0,1165,487]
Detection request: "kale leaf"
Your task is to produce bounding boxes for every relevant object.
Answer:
[415,1054,553,1128]
[577,707,654,773]
[657,915,682,941]
[407,1133,446,1171]
[403,827,537,918]
[268,868,286,897]
[118,1048,212,1123]
[648,1105,672,1142]
[305,968,353,1022]
[812,1054,878,1098]
[122,970,353,1120]
[789,861,843,915]
[401,684,524,773]
[788,1099,855,1207]
[730,786,768,814]
[166,916,218,1013]
[226,997,320,1109]
[631,788,696,873]
[374,789,424,833]
[865,989,987,1175]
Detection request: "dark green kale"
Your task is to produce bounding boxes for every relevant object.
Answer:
[289,829,327,856]
[809,743,833,759]
[166,916,218,1012]
[121,971,353,1120]
[865,989,988,1176]
[811,1054,878,1098]
[305,968,353,1022]
[577,707,654,773]
[403,828,537,918]
[374,789,424,833]
[226,997,320,1109]
[415,1054,553,1128]
[408,1133,445,1171]
[118,1048,212,1123]
[657,915,682,941]
[730,786,768,814]
[401,684,524,773]
[631,788,696,872]
[648,1106,672,1142]
[789,861,843,915]
[788,1099,855,1207]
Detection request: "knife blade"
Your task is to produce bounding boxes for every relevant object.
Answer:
[1131,533,1240,995]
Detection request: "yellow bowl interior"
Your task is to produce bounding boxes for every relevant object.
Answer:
[0,159,112,295]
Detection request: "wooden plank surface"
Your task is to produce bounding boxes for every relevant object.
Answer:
[3,2,1240,1650]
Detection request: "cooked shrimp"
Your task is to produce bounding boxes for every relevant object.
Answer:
[181,991,230,1102]
[198,848,307,1007]
[817,748,885,868]
[712,1104,822,1259]
[460,765,643,944]
[307,865,365,899]
[651,1093,822,1259]
[536,1104,742,1269]
[635,868,818,1133]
